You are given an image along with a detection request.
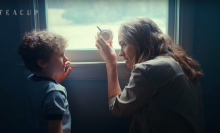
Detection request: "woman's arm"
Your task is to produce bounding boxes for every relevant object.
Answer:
[95,32,122,99]
[108,66,155,117]
[106,64,122,100]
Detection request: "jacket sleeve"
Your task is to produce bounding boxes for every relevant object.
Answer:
[109,65,156,117]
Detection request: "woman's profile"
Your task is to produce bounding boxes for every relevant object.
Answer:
[95,16,204,133]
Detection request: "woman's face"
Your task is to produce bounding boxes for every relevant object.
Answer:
[118,33,136,68]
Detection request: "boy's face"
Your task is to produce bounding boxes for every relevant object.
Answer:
[45,51,69,73]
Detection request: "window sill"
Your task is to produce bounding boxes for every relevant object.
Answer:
[67,61,127,67]
[66,61,131,80]
[19,61,131,80]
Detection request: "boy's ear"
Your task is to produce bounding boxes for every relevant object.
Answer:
[37,59,47,68]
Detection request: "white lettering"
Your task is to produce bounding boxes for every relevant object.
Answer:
[34,10,38,15]
[13,10,17,15]
[6,10,9,15]
[27,10,31,15]
[20,10,23,15]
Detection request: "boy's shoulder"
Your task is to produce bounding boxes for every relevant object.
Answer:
[27,74,67,96]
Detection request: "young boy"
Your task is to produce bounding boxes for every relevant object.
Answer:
[17,30,72,133]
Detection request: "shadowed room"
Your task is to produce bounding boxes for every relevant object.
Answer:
[0,0,220,133]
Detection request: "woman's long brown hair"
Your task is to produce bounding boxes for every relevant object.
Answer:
[119,16,203,82]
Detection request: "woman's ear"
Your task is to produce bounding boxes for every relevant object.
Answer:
[37,59,47,68]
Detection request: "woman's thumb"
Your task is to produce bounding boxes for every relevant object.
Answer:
[109,41,113,47]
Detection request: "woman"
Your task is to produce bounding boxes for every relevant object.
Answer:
[95,16,204,133]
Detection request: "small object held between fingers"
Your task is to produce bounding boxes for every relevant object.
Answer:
[97,26,102,32]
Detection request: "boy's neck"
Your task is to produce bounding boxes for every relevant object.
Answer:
[35,71,55,80]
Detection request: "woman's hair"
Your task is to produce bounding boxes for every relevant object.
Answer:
[119,16,203,82]
[17,30,68,72]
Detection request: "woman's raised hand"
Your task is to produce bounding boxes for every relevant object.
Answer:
[95,32,117,67]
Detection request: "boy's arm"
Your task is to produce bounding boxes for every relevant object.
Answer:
[43,91,66,133]
[48,120,63,133]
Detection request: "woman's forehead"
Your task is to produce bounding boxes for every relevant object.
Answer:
[118,34,124,44]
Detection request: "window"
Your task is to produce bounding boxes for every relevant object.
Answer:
[35,0,179,62]
[46,0,168,49]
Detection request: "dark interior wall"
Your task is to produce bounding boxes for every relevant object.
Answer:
[0,0,27,132]
[0,0,220,133]
[62,79,133,133]
[192,0,220,132]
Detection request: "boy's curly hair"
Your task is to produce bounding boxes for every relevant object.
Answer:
[17,30,68,72]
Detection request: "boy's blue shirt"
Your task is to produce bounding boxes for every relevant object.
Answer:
[25,74,71,133]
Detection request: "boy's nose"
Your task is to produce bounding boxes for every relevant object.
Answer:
[64,55,68,62]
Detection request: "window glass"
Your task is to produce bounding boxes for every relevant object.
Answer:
[46,0,168,50]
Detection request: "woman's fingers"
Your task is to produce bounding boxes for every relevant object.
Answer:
[95,44,100,50]
[98,33,108,46]
[96,39,103,48]
[95,36,101,48]
[97,32,113,49]
[95,34,104,49]
[109,41,113,47]
[96,33,104,46]
[95,32,112,55]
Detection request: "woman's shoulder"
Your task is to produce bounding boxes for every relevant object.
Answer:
[134,56,178,69]
[134,56,185,80]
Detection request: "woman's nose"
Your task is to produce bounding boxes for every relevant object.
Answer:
[118,50,125,56]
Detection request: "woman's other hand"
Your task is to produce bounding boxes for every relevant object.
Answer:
[95,32,117,67]
[55,61,72,84]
